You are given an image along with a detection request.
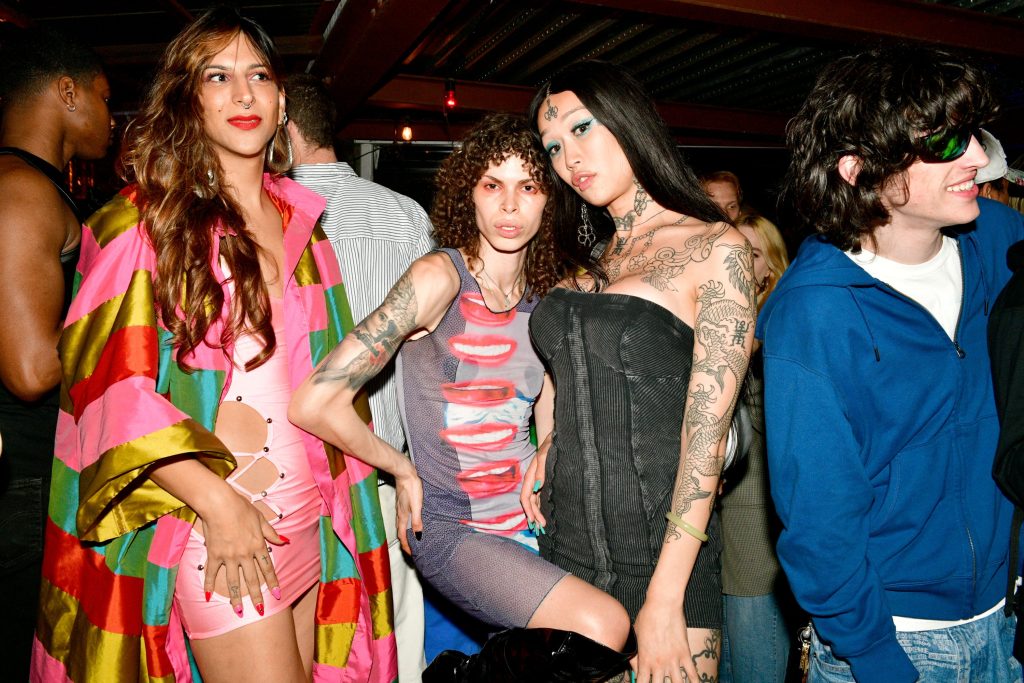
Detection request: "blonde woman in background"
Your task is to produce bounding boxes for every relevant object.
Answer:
[719,213,797,683]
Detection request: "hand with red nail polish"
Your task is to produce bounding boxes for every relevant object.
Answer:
[189,485,285,620]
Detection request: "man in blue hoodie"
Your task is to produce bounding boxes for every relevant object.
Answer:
[759,46,1024,682]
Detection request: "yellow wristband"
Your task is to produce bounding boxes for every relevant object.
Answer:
[665,510,709,542]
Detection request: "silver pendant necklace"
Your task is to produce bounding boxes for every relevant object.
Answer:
[478,263,524,310]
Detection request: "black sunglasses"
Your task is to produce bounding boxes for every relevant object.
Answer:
[914,126,980,164]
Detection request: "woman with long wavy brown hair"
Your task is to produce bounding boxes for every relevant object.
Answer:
[31,8,394,683]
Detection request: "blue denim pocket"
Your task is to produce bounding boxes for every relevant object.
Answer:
[0,477,45,576]
[808,630,855,682]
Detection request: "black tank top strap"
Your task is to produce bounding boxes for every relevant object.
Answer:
[0,147,80,220]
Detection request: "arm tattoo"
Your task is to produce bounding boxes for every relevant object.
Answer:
[664,243,756,543]
[312,272,418,390]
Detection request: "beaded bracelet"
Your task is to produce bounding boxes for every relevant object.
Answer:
[665,510,709,542]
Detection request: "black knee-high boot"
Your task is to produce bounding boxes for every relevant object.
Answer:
[423,626,638,683]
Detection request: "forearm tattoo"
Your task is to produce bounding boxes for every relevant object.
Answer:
[666,243,755,543]
[312,272,418,390]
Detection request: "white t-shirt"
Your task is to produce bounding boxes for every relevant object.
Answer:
[846,236,962,340]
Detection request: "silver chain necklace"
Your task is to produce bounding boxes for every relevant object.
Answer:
[478,263,524,309]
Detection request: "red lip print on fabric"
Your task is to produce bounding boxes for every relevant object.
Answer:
[448,334,517,366]
[459,292,517,326]
[455,457,522,498]
[441,378,516,406]
[459,508,530,536]
[440,422,518,452]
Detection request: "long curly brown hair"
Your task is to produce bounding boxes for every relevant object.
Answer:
[120,7,291,371]
[431,112,564,298]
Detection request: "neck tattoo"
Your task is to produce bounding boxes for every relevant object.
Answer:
[612,180,657,232]
[610,182,668,255]
[478,262,525,310]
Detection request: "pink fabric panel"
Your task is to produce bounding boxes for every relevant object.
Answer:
[66,227,156,327]
[30,639,73,683]
[53,410,81,471]
[311,238,342,287]
[76,376,190,468]
[301,285,329,333]
[162,589,194,681]
[343,452,376,486]
[147,515,192,570]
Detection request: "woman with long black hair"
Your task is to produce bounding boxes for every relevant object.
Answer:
[527,60,756,683]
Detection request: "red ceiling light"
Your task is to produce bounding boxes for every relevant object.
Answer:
[444,79,457,111]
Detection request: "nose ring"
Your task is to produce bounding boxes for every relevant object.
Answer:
[240,98,253,110]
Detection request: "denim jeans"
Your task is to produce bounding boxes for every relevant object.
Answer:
[719,593,792,683]
[809,609,1022,683]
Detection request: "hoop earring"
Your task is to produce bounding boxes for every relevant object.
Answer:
[578,203,596,247]
[266,113,293,168]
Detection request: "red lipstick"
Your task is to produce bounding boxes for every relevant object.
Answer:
[228,115,262,130]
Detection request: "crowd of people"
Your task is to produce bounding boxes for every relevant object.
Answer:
[2,6,1023,683]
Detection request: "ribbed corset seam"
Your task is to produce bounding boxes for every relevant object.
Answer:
[567,305,616,591]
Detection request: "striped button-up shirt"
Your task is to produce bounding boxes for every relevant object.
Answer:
[291,162,434,452]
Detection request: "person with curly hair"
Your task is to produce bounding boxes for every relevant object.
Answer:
[291,112,634,681]
[32,8,395,682]
[529,60,755,683]
[763,46,1024,682]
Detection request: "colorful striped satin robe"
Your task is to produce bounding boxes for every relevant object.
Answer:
[31,175,397,682]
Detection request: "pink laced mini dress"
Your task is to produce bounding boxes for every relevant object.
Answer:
[173,297,323,639]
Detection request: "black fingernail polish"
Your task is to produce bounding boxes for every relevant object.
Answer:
[414,530,422,540]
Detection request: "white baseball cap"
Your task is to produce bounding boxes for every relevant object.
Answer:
[976,129,1024,186]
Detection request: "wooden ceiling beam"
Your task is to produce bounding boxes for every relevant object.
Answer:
[369,74,533,114]
[566,0,1024,57]
[368,74,790,138]
[93,35,321,65]
[338,118,784,147]
[314,0,457,124]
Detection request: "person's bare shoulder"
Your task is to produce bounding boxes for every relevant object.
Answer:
[0,160,78,398]
[0,160,74,253]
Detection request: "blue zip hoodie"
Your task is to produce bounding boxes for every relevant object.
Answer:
[756,199,1024,682]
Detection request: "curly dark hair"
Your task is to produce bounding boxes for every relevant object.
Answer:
[431,112,564,297]
[781,46,997,252]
